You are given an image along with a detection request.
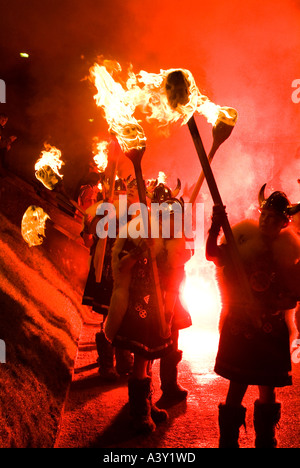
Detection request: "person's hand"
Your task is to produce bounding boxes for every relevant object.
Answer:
[209,204,226,235]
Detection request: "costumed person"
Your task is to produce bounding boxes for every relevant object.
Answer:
[104,180,193,434]
[146,181,193,405]
[206,184,300,448]
[82,176,139,380]
[74,171,102,221]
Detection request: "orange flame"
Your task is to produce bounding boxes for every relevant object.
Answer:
[35,143,64,190]
[92,138,109,172]
[89,60,237,137]
[89,62,146,153]
[21,205,50,247]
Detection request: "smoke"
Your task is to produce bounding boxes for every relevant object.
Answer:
[0,0,299,218]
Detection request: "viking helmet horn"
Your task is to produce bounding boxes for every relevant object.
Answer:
[258,183,267,207]
[146,179,158,200]
[171,178,181,198]
[287,203,300,216]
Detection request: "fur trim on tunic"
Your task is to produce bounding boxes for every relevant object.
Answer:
[216,219,300,332]
[105,223,191,343]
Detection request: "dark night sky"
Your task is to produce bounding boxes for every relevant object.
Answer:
[0,0,299,218]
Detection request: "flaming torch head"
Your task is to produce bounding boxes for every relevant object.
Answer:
[165,70,191,110]
[35,144,64,190]
[164,69,238,140]
[212,106,238,148]
[118,122,146,164]
[21,205,50,247]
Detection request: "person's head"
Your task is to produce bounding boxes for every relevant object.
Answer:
[147,178,184,239]
[259,208,288,239]
[126,178,139,205]
[86,171,101,187]
[0,113,8,127]
[160,198,184,239]
[258,184,300,239]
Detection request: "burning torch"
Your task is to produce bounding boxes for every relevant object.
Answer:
[34,143,86,216]
[89,62,170,337]
[164,70,261,326]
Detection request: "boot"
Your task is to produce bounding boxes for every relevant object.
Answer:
[254,400,281,448]
[95,331,119,381]
[160,350,188,402]
[218,403,246,448]
[149,381,169,425]
[128,377,156,434]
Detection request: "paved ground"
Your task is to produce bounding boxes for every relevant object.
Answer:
[55,311,300,449]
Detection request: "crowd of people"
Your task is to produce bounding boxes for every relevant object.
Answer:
[2,110,299,447]
[76,153,300,448]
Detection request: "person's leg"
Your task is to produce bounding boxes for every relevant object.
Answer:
[128,355,156,433]
[218,382,248,448]
[95,320,119,381]
[159,331,188,403]
[226,381,248,406]
[258,385,276,404]
[132,354,149,379]
[254,386,281,448]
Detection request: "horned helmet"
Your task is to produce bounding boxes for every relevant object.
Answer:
[147,178,183,203]
[258,183,300,222]
[146,178,184,216]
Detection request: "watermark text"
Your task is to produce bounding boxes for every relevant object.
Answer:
[291,79,300,104]
[0,339,6,363]
[95,196,204,250]
[0,79,6,103]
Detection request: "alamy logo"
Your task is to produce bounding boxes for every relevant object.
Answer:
[292,339,300,364]
[0,339,6,363]
[0,79,6,103]
[291,79,300,104]
[95,196,204,250]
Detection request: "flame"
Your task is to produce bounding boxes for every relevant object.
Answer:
[21,206,50,247]
[89,60,237,138]
[35,143,64,190]
[92,139,109,172]
[157,171,167,184]
[89,62,146,153]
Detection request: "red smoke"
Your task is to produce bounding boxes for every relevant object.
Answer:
[1,0,299,221]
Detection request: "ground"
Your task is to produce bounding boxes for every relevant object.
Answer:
[55,310,300,449]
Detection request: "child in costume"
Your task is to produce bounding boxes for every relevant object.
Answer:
[82,177,139,380]
[105,182,192,433]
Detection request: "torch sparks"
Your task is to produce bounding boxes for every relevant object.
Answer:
[21,206,50,247]
[35,143,64,190]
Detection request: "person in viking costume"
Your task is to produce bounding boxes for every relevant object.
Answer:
[146,180,193,404]
[206,184,300,448]
[82,177,139,380]
[105,180,192,433]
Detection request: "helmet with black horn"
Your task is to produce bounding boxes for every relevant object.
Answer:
[147,178,181,203]
[258,183,300,220]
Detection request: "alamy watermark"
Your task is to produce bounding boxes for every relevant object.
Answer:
[291,79,300,104]
[95,196,204,250]
[292,339,300,364]
[0,339,6,363]
[0,79,6,103]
